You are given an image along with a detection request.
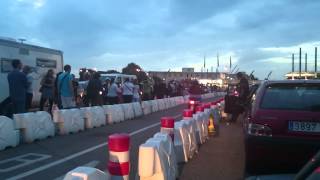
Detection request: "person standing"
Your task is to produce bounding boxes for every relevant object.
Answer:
[107,78,121,105]
[86,72,103,106]
[133,79,141,102]
[231,72,249,122]
[57,65,75,109]
[122,78,134,103]
[23,66,33,110]
[39,69,55,112]
[102,79,111,104]
[7,59,28,114]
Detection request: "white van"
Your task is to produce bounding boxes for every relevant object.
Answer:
[100,73,137,85]
[0,38,63,111]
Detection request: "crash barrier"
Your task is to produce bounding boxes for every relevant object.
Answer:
[63,167,111,180]
[141,101,152,115]
[103,105,125,124]
[61,97,223,179]
[121,103,135,120]
[157,99,166,111]
[14,111,55,143]
[53,108,85,135]
[80,106,106,129]
[132,102,143,117]
[138,132,178,180]
[150,100,159,113]
[108,133,130,180]
[0,116,19,150]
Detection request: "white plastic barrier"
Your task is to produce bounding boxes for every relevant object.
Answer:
[169,98,176,107]
[53,108,85,135]
[0,116,19,150]
[163,98,171,109]
[157,99,165,111]
[174,121,190,163]
[141,101,152,115]
[121,103,135,120]
[150,100,159,113]
[14,111,55,143]
[132,102,143,117]
[139,133,177,180]
[182,110,198,155]
[63,167,110,180]
[193,109,206,144]
[80,106,106,129]
[103,105,125,124]
[183,95,190,103]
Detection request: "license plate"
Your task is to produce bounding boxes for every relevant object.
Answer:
[288,121,320,133]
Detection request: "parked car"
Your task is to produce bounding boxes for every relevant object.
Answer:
[243,80,320,174]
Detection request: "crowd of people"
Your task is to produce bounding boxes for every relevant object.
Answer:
[6,59,222,116]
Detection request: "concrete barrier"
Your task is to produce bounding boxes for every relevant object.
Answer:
[121,103,135,120]
[193,106,206,144]
[163,98,171,109]
[182,109,198,156]
[0,116,19,150]
[139,134,177,180]
[157,99,165,111]
[63,167,110,180]
[108,133,130,180]
[174,121,190,163]
[141,101,152,115]
[53,108,85,135]
[103,105,125,124]
[80,106,106,129]
[14,111,55,143]
[169,98,176,107]
[132,102,143,117]
[150,100,159,113]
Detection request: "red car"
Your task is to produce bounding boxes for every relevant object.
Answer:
[243,80,320,174]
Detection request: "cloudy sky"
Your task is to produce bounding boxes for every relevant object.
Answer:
[1,0,320,79]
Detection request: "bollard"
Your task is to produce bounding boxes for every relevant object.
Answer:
[108,133,130,180]
[160,117,175,141]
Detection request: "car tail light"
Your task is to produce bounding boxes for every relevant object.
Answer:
[189,100,195,105]
[248,123,272,137]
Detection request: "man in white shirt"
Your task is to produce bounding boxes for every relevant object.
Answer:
[107,78,121,105]
[122,78,134,103]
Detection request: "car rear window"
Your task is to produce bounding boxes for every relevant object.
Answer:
[260,83,320,111]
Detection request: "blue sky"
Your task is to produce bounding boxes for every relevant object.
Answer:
[1,0,320,79]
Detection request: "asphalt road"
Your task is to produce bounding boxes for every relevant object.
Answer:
[179,120,245,180]
[0,97,221,180]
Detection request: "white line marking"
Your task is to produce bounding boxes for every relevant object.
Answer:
[53,160,100,180]
[6,114,182,180]
[0,153,51,173]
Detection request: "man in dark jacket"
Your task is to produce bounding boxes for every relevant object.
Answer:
[7,59,28,114]
[86,72,103,106]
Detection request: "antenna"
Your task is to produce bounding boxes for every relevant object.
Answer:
[18,38,26,44]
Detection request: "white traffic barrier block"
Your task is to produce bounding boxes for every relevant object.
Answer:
[169,98,176,107]
[0,116,19,150]
[14,111,55,143]
[174,121,189,163]
[183,95,189,103]
[121,103,135,120]
[163,98,170,109]
[63,167,110,180]
[108,133,130,180]
[103,105,125,124]
[139,143,164,180]
[150,100,159,113]
[141,101,152,115]
[160,117,174,141]
[193,106,207,144]
[132,102,143,117]
[153,133,178,179]
[81,107,106,129]
[182,109,198,156]
[157,99,165,111]
[177,96,184,105]
[53,108,85,135]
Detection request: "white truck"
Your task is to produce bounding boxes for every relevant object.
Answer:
[0,38,63,114]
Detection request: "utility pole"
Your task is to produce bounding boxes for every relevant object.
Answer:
[299,48,302,78]
[315,47,318,78]
[305,53,308,72]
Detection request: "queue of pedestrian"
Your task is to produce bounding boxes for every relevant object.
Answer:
[7,60,78,115]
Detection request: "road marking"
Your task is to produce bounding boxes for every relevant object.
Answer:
[53,160,100,180]
[0,153,51,173]
[6,114,182,180]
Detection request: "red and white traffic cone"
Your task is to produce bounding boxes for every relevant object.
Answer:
[160,116,175,141]
[108,133,130,180]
